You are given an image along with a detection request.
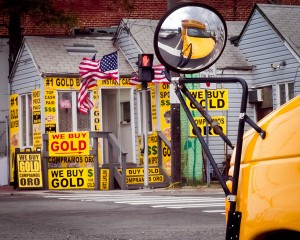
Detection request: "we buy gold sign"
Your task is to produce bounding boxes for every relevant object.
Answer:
[49,132,89,156]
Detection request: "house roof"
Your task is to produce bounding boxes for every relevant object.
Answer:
[218,21,251,69]
[23,18,251,77]
[124,19,251,69]
[24,36,131,76]
[254,4,300,57]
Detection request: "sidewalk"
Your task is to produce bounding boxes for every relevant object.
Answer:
[0,185,16,194]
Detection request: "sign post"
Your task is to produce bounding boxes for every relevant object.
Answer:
[137,53,154,189]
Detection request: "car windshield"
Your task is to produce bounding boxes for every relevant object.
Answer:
[187,27,211,38]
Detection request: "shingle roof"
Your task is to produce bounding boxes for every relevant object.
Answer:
[257,4,300,57]
[24,36,131,76]
[218,21,251,69]
[24,19,251,77]
[124,19,251,69]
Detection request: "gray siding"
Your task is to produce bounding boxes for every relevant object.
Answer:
[238,10,300,108]
[0,38,9,122]
[10,45,41,94]
[115,20,142,71]
[186,72,254,165]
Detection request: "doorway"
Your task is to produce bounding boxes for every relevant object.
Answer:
[101,88,134,165]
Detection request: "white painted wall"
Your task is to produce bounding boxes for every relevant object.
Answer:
[0,38,9,121]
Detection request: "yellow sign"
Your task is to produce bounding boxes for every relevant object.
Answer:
[48,168,94,190]
[47,155,94,168]
[138,134,158,166]
[126,175,164,184]
[100,169,110,190]
[159,84,171,176]
[17,153,43,188]
[10,94,19,182]
[49,132,90,156]
[187,89,228,110]
[44,89,57,133]
[190,116,227,137]
[98,78,132,87]
[32,89,42,148]
[126,167,160,176]
[44,77,81,89]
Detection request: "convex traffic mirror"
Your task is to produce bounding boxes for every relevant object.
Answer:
[154,3,227,74]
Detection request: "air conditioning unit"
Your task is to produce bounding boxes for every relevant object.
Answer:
[249,89,263,103]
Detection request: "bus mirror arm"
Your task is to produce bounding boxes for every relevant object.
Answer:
[244,115,266,139]
[177,44,192,68]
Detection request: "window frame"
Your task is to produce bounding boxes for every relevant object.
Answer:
[57,90,94,132]
[19,93,33,148]
[277,81,294,107]
[137,89,153,135]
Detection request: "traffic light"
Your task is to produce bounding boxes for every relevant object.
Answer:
[138,54,154,82]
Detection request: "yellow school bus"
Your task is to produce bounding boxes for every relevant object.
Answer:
[226,95,300,240]
[180,19,216,59]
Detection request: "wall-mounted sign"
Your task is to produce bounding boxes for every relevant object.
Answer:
[190,116,227,137]
[186,89,228,110]
[59,99,71,109]
[32,90,42,148]
[9,94,19,182]
[49,131,90,156]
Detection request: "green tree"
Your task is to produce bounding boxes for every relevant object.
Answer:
[0,0,77,73]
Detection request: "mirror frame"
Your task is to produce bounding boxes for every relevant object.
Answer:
[153,2,227,74]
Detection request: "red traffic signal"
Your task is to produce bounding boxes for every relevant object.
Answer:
[138,54,153,68]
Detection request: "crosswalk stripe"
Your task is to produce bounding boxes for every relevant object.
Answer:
[202,210,226,213]
[152,203,225,209]
[43,193,225,213]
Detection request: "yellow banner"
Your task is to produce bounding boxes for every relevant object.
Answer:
[138,134,158,166]
[44,89,57,133]
[126,167,160,176]
[17,153,43,188]
[32,89,42,148]
[44,77,81,89]
[47,155,94,168]
[190,116,227,137]
[98,78,133,87]
[100,169,110,190]
[126,175,164,184]
[49,132,90,156]
[48,168,94,190]
[159,84,171,176]
[10,94,19,182]
[187,89,228,110]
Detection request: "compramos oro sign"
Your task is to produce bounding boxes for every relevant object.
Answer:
[15,149,43,189]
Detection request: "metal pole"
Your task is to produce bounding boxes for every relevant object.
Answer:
[142,82,149,188]
[205,89,211,186]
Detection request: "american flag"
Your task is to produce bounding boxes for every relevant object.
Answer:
[130,64,169,85]
[78,52,118,114]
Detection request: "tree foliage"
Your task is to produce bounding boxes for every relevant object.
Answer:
[0,0,77,73]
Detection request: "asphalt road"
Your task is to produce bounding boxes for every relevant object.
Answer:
[0,189,226,240]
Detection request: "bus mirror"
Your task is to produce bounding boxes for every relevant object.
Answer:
[153,3,227,74]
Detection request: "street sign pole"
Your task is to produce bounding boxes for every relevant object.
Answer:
[205,89,211,186]
[137,54,154,189]
[142,82,149,188]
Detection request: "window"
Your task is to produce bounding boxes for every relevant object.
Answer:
[120,101,131,123]
[278,82,294,106]
[137,90,152,134]
[58,91,93,132]
[20,94,33,147]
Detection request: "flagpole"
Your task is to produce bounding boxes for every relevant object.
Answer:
[117,51,122,169]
